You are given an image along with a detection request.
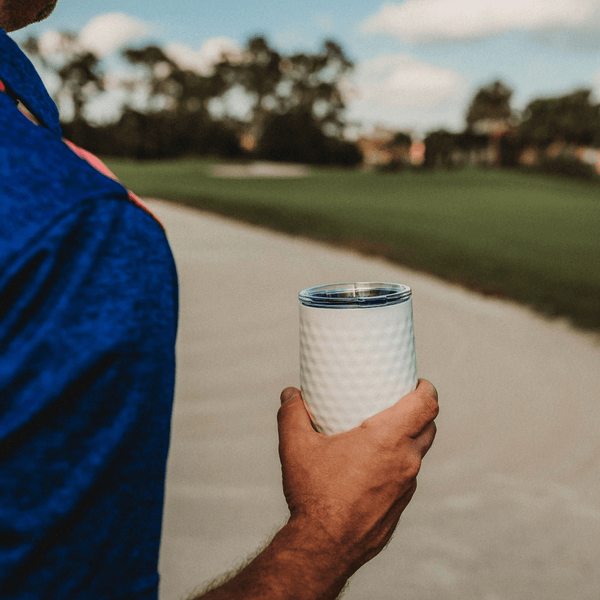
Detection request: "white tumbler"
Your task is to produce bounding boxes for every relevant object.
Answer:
[299,282,417,435]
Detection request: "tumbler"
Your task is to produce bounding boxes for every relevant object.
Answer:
[299,282,417,435]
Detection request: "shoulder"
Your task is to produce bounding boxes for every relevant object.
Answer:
[0,97,166,263]
[0,100,178,335]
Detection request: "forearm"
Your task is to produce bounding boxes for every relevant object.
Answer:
[194,516,353,600]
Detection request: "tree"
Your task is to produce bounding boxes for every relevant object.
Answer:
[519,89,600,147]
[465,80,514,134]
[124,45,191,113]
[423,130,457,169]
[21,34,356,162]
[256,108,362,166]
[281,40,353,138]
[210,36,282,137]
[21,33,104,124]
[214,36,354,143]
[121,45,238,158]
[58,50,104,124]
[390,132,412,148]
[257,108,328,163]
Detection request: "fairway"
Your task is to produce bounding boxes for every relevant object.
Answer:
[106,159,600,331]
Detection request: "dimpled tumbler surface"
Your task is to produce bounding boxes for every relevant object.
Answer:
[300,300,417,435]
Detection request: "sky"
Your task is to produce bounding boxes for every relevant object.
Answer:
[11,0,600,137]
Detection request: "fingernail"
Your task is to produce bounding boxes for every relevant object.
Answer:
[280,388,296,405]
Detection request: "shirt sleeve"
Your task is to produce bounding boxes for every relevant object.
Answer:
[0,195,178,599]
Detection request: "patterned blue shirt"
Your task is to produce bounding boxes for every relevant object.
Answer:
[0,28,178,599]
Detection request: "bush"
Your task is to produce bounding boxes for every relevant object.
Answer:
[537,156,597,180]
[63,111,243,160]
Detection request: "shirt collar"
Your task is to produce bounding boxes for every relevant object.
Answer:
[0,28,62,137]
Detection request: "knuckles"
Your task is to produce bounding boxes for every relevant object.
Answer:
[403,451,423,480]
[425,394,440,420]
[360,427,423,483]
[413,395,439,429]
[420,381,440,419]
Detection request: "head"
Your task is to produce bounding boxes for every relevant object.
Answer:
[0,0,58,32]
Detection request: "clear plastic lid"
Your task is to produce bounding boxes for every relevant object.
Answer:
[298,282,411,308]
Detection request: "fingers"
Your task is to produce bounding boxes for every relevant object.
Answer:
[400,379,439,438]
[410,421,437,458]
[366,379,439,439]
[279,379,438,449]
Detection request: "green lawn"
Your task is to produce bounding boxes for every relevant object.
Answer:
[105,158,600,331]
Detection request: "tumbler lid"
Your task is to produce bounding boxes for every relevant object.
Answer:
[298,282,411,308]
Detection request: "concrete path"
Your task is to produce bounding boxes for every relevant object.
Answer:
[149,198,600,600]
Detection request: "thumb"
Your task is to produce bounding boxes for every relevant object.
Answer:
[280,387,300,406]
[278,387,315,437]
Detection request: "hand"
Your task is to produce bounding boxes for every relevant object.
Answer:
[194,381,437,600]
[277,379,438,574]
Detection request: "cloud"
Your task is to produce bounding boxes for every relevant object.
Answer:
[38,29,68,56]
[164,38,242,75]
[78,12,151,57]
[362,0,600,43]
[347,54,467,106]
[344,54,469,133]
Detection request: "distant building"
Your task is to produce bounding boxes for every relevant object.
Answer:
[357,126,413,170]
[470,118,512,137]
[240,132,257,152]
[578,146,600,173]
[518,141,600,174]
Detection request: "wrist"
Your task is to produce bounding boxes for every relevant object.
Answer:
[277,513,358,589]
[197,515,355,600]
[240,514,356,600]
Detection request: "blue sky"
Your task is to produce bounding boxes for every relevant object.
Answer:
[11,0,600,137]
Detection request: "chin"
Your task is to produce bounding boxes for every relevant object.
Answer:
[1,0,58,31]
[34,0,58,23]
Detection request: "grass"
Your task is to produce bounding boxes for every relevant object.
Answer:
[105,158,600,332]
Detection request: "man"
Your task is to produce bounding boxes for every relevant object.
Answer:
[0,2,438,599]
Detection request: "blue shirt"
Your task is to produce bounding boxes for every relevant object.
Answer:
[0,29,178,599]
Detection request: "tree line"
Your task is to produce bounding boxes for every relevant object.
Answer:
[424,80,600,178]
[20,33,600,174]
[21,34,361,166]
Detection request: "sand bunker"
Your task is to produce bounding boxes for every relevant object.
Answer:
[210,161,309,178]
